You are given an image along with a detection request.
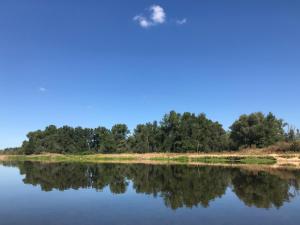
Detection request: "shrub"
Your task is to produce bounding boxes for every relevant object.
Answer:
[290,141,300,152]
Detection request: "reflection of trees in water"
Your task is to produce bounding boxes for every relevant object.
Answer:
[129,165,231,209]
[232,170,300,208]
[1,161,300,209]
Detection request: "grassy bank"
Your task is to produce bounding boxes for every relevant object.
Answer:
[190,156,276,164]
[2,154,138,163]
[1,152,296,166]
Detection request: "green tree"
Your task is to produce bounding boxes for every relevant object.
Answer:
[230,112,285,149]
[130,121,161,153]
[111,124,129,153]
[160,111,182,152]
[94,127,115,153]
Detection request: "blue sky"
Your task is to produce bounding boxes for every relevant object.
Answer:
[0,0,300,148]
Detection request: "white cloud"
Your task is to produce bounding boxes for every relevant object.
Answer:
[150,5,166,24]
[39,87,46,92]
[176,18,187,25]
[133,5,166,28]
[133,15,152,28]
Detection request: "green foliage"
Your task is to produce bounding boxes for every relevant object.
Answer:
[145,111,228,153]
[111,124,130,153]
[94,127,115,153]
[230,112,285,149]
[129,121,161,153]
[2,111,295,154]
[0,147,23,155]
[21,125,95,154]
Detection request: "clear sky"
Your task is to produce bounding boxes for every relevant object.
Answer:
[0,0,300,149]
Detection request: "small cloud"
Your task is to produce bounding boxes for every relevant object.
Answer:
[150,5,166,24]
[176,18,187,25]
[133,15,152,28]
[38,87,47,92]
[133,5,166,28]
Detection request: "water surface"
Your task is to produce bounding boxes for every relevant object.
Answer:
[0,161,300,225]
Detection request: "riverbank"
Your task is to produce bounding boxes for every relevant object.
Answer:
[1,152,300,168]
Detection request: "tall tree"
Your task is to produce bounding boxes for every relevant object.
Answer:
[111,124,129,153]
[230,112,285,149]
[94,127,115,153]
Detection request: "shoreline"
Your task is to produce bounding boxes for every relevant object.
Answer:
[1,152,300,168]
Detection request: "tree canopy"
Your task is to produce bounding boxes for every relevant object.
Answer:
[230,112,285,149]
[1,111,296,154]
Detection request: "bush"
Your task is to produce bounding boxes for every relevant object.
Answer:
[265,142,288,152]
[290,141,300,152]
[266,141,300,152]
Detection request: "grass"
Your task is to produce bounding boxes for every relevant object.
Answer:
[191,156,276,165]
[0,153,281,166]
[239,156,276,165]
[191,157,233,164]
[150,156,189,163]
[6,154,138,163]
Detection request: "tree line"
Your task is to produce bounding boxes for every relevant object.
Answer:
[2,111,300,154]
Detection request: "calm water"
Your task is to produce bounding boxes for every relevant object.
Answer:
[0,162,300,225]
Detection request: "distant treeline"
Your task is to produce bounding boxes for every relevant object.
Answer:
[2,111,300,155]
